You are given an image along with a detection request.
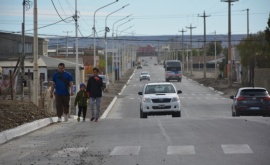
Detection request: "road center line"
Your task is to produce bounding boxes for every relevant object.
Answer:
[157,119,172,144]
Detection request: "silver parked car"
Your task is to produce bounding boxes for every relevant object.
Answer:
[138,82,182,118]
[140,71,150,81]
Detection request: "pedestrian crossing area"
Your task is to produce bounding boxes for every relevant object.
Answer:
[51,144,254,158]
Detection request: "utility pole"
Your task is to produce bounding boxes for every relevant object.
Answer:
[74,0,79,115]
[246,8,249,36]
[63,31,72,59]
[33,0,38,105]
[198,11,210,78]
[21,0,26,101]
[21,0,32,101]
[178,29,186,73]
[221,0,238,86]
[186,24,196,76]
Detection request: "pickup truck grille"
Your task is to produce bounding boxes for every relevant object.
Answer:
[152,106,171,109]
[152,98,171,103]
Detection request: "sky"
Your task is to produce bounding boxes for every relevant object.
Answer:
[0,0,269,38]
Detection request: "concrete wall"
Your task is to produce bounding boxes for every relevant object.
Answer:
[0,32,48,58]
[254,68,270,92]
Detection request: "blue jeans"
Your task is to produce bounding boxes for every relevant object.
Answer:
[90,97,101,119]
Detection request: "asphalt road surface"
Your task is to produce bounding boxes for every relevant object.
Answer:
[0,56,270,165]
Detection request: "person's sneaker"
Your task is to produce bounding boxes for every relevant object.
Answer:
[82,118,85,122]
[77,117,80,122]
[57,117,61,122]
[90,117,95,121]
[95,118,98,122]
[64,114,68,122]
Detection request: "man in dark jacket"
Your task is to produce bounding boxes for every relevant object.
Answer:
[86,67,103,122]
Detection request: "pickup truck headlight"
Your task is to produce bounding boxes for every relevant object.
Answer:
[143,97,151,103]
[171,97,180,102]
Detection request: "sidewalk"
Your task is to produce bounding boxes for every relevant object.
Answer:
[0,68,135,145]
[183,70,216,79]
[183,70,241,97]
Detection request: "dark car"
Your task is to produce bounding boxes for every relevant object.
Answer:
[137,65,142,69]
[230,87,270,117]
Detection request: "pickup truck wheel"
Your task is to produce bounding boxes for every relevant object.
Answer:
[140,110,147,118]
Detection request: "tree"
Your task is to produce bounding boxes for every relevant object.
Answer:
[265,14,270,45]
[206,41,222,56]
[237,31,270,68]
[219,47,228,74]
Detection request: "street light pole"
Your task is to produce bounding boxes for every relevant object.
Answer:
[119,25,134,36]
[112,14,132,37]
[104,4,129,83]
[116,19,133,37]
[116,18,133,77]
[93,0,119,67]
[111,14,132,82]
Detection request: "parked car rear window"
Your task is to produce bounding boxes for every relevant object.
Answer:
[240,89,268,96]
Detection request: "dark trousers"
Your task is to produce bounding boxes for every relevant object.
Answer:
[55,94,70,118]
[78,106,87,119]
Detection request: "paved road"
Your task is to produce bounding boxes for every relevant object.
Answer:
[0,56,270,165]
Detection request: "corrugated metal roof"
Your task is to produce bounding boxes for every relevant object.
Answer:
[40,55,80,69]
[0,57,46,67]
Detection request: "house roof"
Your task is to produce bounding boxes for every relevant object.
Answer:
[0,57,46,68]
[40,55,79,69]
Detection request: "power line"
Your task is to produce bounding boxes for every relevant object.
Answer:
[57,0,68,17]
[65,0,75,13]
[50,0,72,23]
[26,16,73,32]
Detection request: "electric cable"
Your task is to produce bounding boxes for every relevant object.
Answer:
[57,0,68,17]
[51,0,73,23]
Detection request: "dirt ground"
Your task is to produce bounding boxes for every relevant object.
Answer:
[183,71,242,98]
[0,69,242,132]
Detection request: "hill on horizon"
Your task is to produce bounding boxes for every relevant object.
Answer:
[47,34,247,49]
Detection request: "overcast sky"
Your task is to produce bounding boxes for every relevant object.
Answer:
[0,0,269,37]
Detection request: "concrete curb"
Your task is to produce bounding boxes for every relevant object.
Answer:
[186,77,224,95]
[0,117,58,145]
[100,96,117,119]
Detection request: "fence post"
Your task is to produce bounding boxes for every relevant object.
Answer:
[9,70,13,100]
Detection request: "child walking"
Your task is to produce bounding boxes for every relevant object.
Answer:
[74,83,88,122]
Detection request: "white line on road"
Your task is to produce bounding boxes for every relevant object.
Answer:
[157,119,172,144]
